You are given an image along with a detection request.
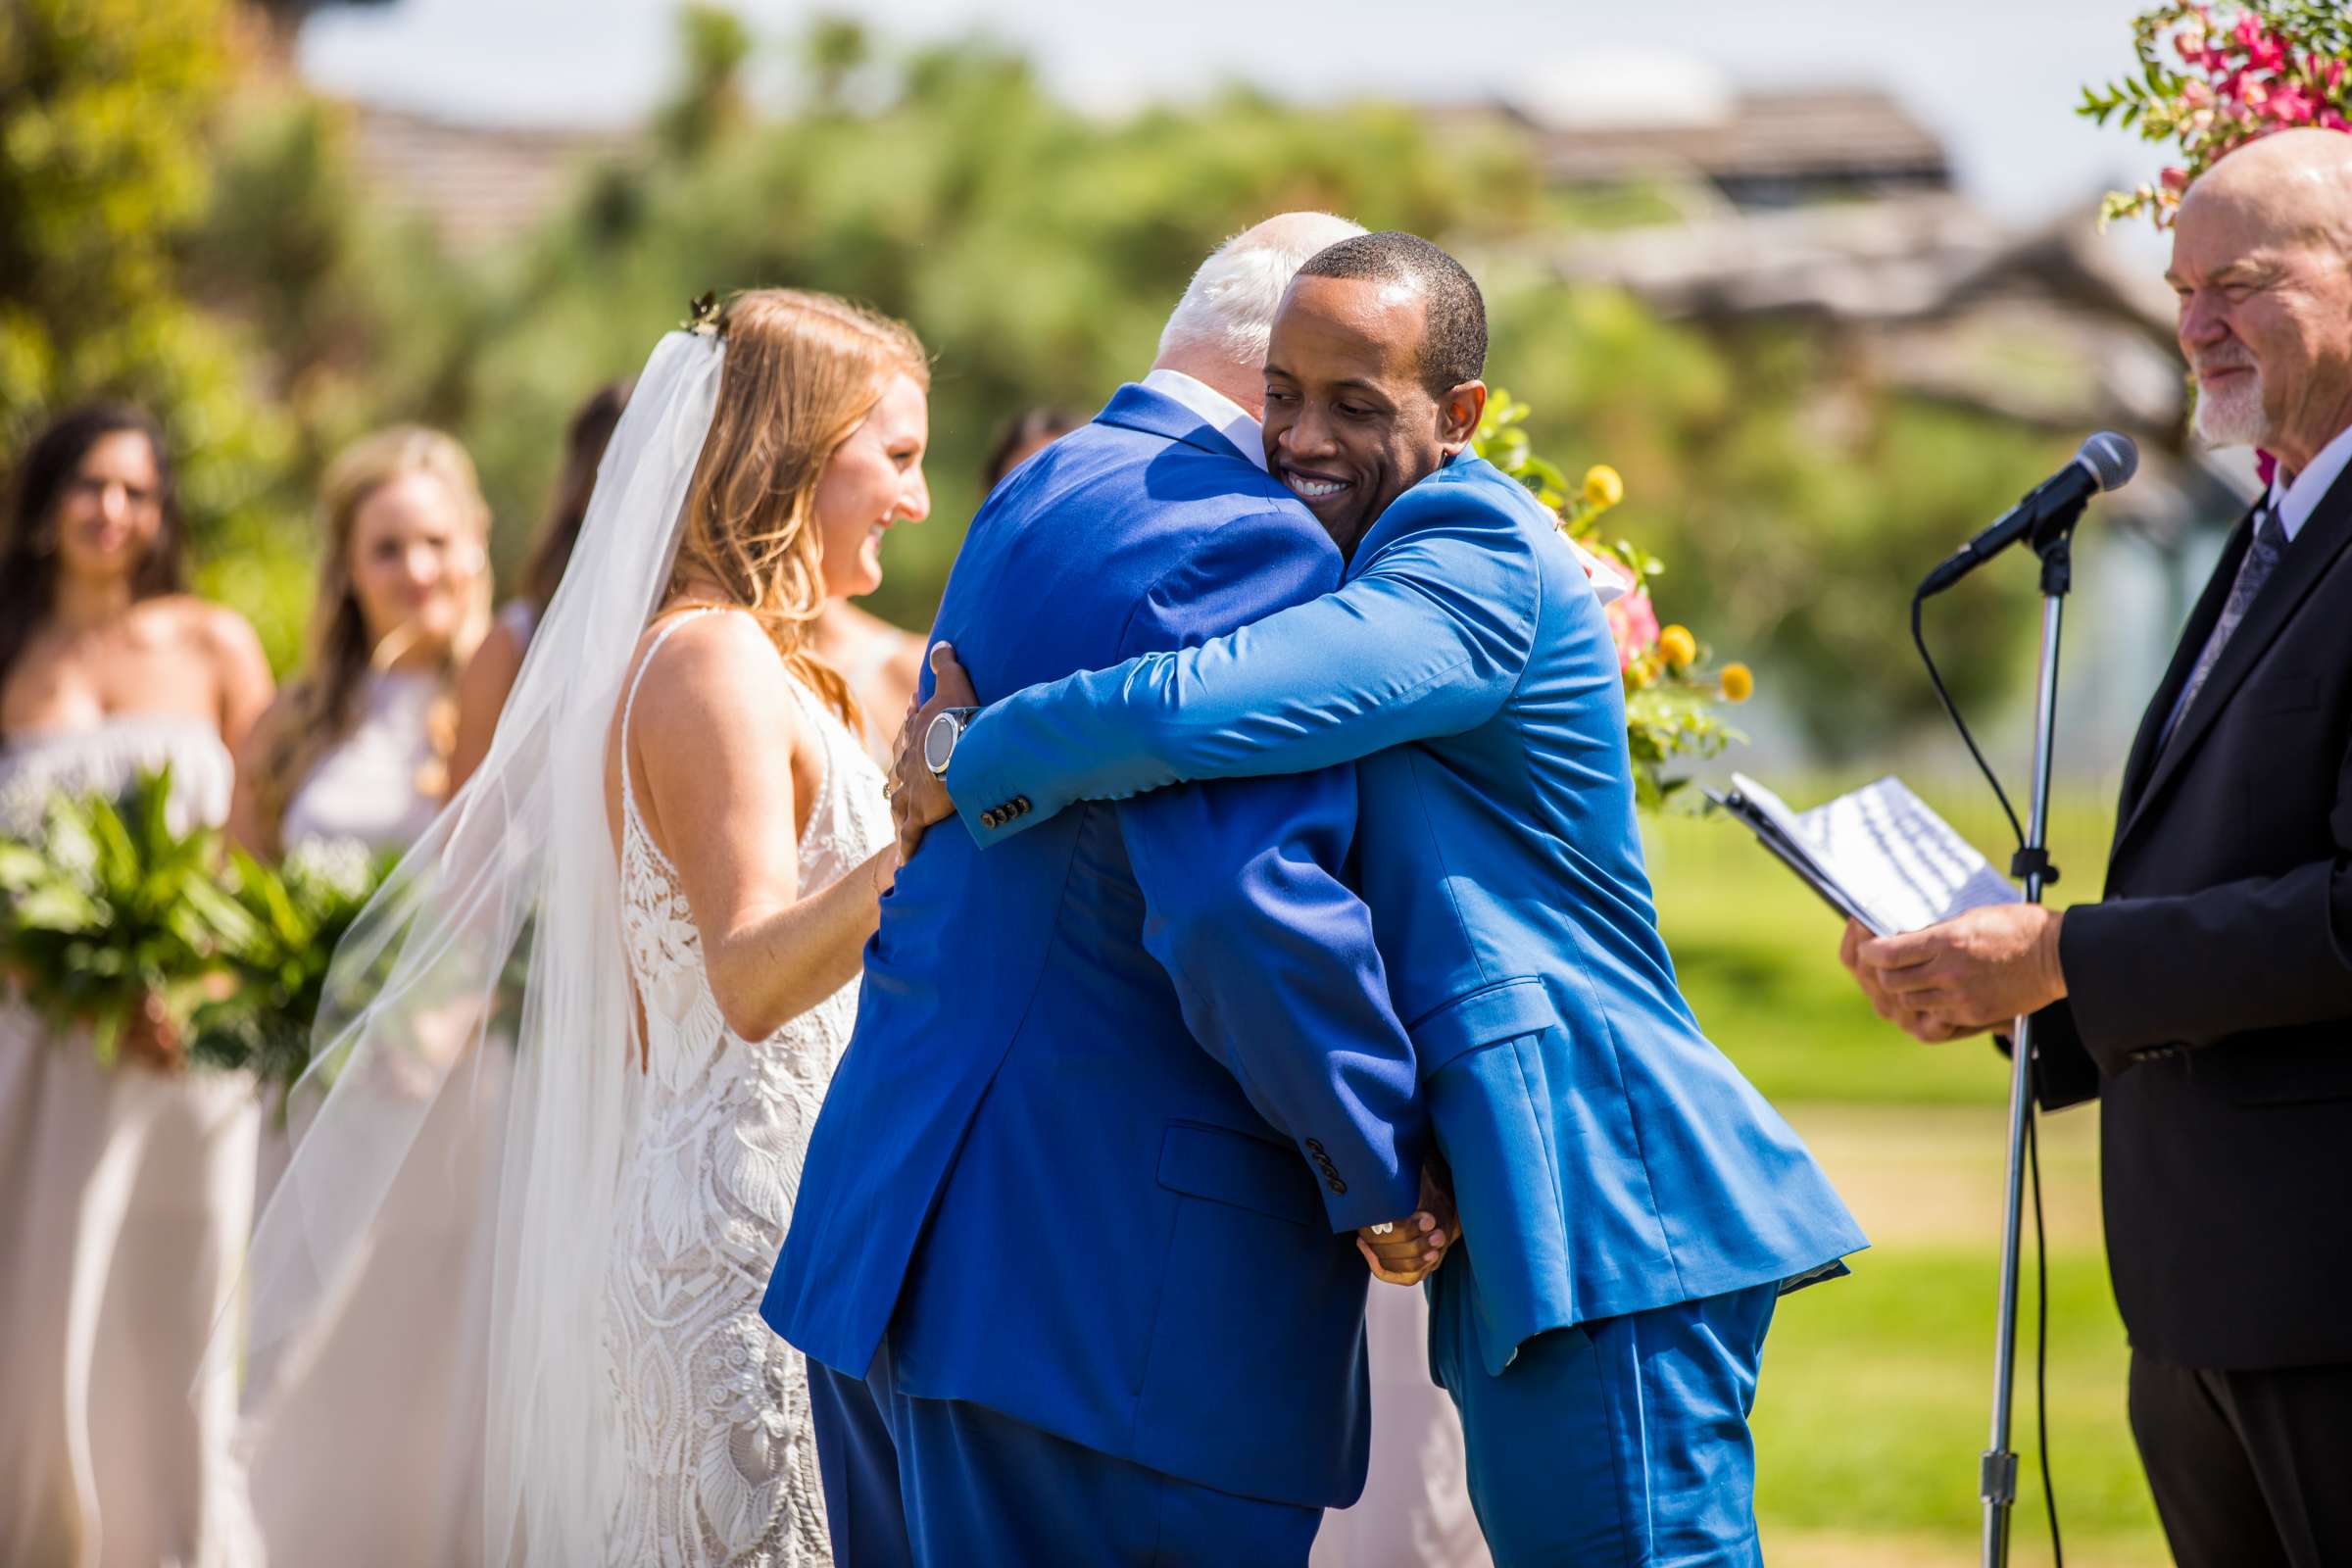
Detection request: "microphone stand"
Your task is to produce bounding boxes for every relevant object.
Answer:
[1979,517,2072,1568]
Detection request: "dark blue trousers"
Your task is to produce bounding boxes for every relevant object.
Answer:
[1430,1252,1780,1567]
[807,1341,1323,1567]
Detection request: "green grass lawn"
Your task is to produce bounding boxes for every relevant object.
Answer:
[1640,785,2172,1564]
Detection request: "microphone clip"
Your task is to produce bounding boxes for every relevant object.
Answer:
[2009,846,2059,885]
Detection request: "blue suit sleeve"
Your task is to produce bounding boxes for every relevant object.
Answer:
[1107,508,1429,1232]
[946,483,1540,844]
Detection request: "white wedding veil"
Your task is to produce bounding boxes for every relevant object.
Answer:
[222,328,725,1563]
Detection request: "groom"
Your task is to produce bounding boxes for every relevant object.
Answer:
[891,232,1868,1564]
[763,213,1442,1563]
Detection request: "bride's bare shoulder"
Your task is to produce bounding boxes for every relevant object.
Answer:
[626,610,799,749]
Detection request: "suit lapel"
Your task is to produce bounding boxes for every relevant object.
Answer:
[2114,475,2352,860]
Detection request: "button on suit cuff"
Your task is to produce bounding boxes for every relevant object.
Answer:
[945,711,1036,849]
[1316,1158,1421,1235]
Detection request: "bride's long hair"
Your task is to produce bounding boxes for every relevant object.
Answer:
[677,289,928,727]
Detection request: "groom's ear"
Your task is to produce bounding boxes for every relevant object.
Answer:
[1439,380,1487,455]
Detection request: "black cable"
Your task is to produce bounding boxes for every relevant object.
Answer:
[2029,1100,2063,1567]
[1911,592,2025,849]
[1911,584,2062,1564]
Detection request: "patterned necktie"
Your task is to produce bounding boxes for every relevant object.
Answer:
[2161,503,2288,753]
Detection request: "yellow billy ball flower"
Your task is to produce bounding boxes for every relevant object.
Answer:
[1582,465,1625,512]
[1657,624,1697,669]
[1719,662,1754,703]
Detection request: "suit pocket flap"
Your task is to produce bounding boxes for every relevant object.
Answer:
[1407,976,1556,1078]
[1156,1122,1318,1228]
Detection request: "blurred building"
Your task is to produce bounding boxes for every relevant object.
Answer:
[347,104,630,254]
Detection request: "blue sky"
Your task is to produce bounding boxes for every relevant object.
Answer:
[302,0,2171,226]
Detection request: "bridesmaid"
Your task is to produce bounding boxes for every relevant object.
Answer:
[450,379,631,793]
[229,426,503,1566]
[0,404,275,1567]
[232,425,491,860]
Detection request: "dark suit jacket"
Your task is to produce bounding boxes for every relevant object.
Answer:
[2032,465,2352,1369]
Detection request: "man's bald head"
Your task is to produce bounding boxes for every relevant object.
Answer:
[2171,129,2352,473]
[2181,126,2352,253]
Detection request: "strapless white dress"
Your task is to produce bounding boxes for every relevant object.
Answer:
[0,715,264,1568]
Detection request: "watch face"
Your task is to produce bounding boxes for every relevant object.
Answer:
[923,710,961,774]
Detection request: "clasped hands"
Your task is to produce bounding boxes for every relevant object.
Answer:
[1838,902,2068,1044]
[1359,1165,1457,1288]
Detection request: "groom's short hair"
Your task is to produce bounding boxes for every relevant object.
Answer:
[1297,232,1487,396]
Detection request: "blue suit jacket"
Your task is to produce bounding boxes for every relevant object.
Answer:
[763,385,1431,1510]
[946,454,1867,1378]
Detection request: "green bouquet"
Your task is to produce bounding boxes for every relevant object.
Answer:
[188,836,395,1100]
[0,766,261,1068]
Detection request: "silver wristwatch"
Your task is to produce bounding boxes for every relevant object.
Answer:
[922,707,981,778]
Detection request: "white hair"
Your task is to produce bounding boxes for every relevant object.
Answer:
[1154,213,1367,372]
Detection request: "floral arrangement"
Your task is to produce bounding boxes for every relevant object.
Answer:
[1474,390,1750,808]
[2081,1,2352,226]
[189,836,395,1102]
[0,768,259,1068]
[0,766,397,1091]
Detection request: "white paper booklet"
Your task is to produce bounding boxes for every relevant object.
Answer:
[1722,772,2021,937]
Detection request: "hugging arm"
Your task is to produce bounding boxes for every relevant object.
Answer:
[1108,509,1438,1236]
[942,491,1539,846]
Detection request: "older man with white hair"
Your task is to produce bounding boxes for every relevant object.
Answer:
[767,213,1458,1565]
[1843,127,2352,1566]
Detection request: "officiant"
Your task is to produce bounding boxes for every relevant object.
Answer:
[1840,128,2352,1568]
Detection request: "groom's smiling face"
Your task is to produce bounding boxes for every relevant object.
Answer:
[1261,273,1481,555]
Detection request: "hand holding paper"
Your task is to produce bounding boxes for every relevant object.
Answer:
[1839,904,2068,1044]
[1716,773,2061,1043]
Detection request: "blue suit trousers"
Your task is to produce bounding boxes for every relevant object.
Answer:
[1430,1253,1778,1568]
[808,1343,1323,1567]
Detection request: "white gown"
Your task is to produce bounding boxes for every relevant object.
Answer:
[1309,1284,1493,1568]
[244,669,504,1567]
[0,715,264,1568]
[601,612,887,1567]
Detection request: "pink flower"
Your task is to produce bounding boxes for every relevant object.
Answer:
[2183,78,2214,108]
[2323,109,2351,133]
[2161,165,2190,193]
[2234,14,2286,73]
[1604,588,1659,672]
[2269,83,2318,124]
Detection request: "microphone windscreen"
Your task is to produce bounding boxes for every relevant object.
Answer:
[2079,430,2139,491]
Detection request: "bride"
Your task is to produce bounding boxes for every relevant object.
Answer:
[232,289,928,1566]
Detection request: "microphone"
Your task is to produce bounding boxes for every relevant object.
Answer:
[1917,431,2138,599]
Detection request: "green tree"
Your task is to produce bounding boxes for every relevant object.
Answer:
[1484,284,2061,754]
[0,0,295,563]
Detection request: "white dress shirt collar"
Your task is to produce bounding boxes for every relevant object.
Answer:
[1140,368,1266,471]
[2268,419,2352,542]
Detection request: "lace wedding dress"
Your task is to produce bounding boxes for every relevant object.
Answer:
[602,611,888,1567]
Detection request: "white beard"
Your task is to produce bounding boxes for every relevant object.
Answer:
[2194,367,2273,449]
